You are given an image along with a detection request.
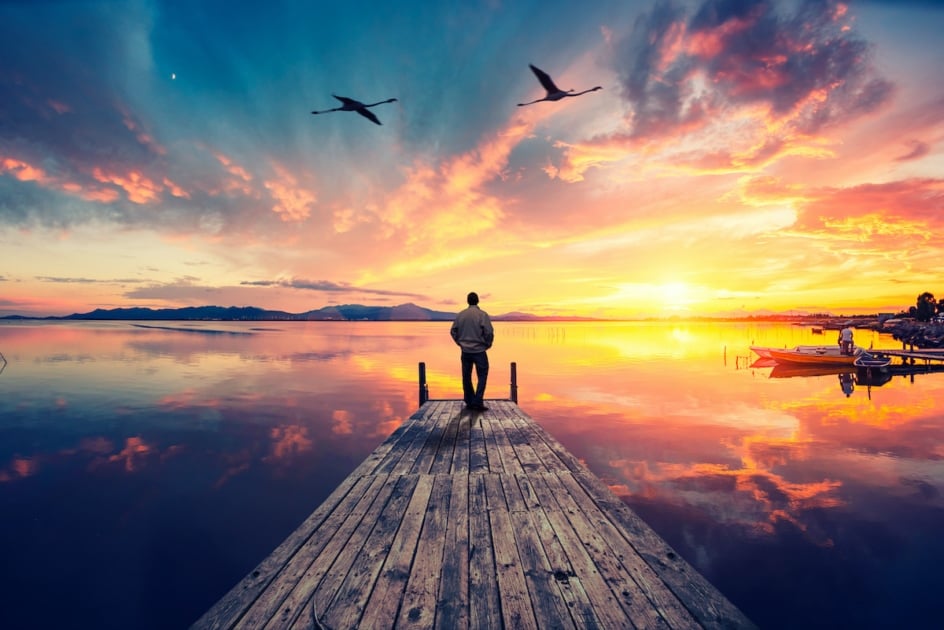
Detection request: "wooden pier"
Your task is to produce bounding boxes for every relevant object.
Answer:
[193,398,755,629]
[870,348,944,364]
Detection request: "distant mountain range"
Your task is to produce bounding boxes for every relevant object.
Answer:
[1,303,598,322]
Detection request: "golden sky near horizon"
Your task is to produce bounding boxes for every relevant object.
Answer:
[1,1,943,318]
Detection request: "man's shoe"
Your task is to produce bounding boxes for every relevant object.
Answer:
[475,404,489,411]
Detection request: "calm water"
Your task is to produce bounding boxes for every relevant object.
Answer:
[1,320,942,629]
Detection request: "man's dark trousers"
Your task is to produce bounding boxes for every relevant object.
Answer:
[461,351,489,408]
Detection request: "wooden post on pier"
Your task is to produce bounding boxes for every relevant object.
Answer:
[418,362,428,406]
[510,361,518,403]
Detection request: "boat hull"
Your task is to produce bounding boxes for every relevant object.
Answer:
[767,346,860,365]
[854,354,891,369]
[750,346,775,359]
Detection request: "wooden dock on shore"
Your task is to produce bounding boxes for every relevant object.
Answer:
[193,399,755,629]
[870,347,944,363]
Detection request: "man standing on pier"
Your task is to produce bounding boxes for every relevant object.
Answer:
[451,292,494,411]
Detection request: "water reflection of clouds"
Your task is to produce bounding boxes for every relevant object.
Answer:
[102,436,156,472]
[0,456,38,482]
[606,455,844,543]
[266,425,314,461]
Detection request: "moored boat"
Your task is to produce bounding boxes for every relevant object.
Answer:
[750,345,776,359]
[766,345,862,366]
[854,353,891,369]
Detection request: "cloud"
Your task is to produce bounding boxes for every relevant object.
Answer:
[240,278,425,299]
[619,0,894,137]
[35,276,145,284]
[554,0,896,182]
[894,140,931,162]
[263,163,316,223]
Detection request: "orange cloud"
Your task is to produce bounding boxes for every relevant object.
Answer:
[1,156,48,182]
[162,177,190,199]
[263,164,316,222]
[356,118,534,283]
[91,167,162,204]
[2,153,181,205]
[212,150,255,196]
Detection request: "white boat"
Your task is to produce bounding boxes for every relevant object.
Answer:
[854,353,891,370]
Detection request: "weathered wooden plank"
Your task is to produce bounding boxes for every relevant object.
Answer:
[435,473,470,630]
[451,408,472,475]
[377,401,443,475]
[482,412,524,475]
[534,471,672,629]
[499,473,578,629]
[493,404,550,474]
[510,406,752,628]
[397,474,452,627]
[529,474,644,628]
[565,469,757,630]
[357,475,435,629]
[350,406,430,477]
[509,474,603,629]
[502,403,587,476]
[240,473,393,630]
[468,472,502,629]
[483,473,539,630]
[316,474,422,629]
[191,471,370,630]
[429,411,461,474]
[468,411,489,474]
[410,403,455,475]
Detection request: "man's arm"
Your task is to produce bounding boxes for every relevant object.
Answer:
[481,314,494,349]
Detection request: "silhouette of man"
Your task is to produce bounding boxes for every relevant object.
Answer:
[450,292,494,411]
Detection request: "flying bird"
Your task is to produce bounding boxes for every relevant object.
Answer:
[311,94,398,125]
[517,64,602,106]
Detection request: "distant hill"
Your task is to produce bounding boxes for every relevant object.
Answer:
[1,303,603,322]
[297,303,456,321]
[59,306,297,321]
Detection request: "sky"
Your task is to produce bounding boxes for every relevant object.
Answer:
[2,0,943,319]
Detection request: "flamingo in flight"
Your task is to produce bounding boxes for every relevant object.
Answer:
[517,64,602,106]
[311,94,398,125]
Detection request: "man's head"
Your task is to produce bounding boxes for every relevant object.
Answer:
[467,292,479,305]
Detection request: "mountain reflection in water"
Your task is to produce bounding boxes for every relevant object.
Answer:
[0,320,942,629]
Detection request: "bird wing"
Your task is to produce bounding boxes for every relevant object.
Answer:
[529,64,560,94]
[355,108,382,125]
[332,94,359,107]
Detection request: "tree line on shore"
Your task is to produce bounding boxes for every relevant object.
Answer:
[903,292,942,322]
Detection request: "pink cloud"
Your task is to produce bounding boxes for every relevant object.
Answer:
[566,0,896,183]
[212,151,255,196]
